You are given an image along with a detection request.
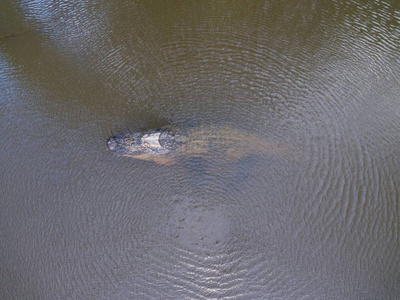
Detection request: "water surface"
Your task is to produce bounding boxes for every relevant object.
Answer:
[1,1,400,299]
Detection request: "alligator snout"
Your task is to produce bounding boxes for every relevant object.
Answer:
[107,137,117,151]
[107,133,144,156]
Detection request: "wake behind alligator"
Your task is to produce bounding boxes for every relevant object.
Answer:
[107,125,291,165]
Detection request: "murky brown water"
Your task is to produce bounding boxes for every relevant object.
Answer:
[1,1,400,299]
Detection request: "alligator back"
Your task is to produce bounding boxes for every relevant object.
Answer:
[177,126,290,161]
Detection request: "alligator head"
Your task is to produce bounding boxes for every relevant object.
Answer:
[107,127,180,164]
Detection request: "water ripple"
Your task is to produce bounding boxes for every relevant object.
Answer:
[2,1,400,299]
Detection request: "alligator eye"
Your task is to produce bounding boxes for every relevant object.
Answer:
[124,137,133,145]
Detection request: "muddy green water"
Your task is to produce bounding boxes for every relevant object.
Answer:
[1,1,400,299]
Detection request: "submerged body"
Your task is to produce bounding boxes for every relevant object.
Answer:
[107,125,290,165]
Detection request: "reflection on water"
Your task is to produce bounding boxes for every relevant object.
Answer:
[1,0,400,299]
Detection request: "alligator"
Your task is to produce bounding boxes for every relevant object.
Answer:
[107,125,290,165]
